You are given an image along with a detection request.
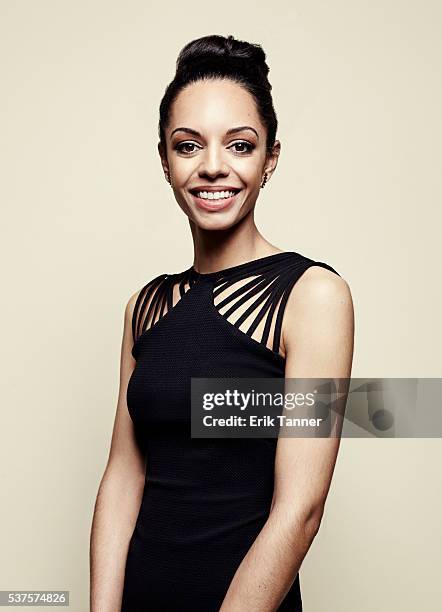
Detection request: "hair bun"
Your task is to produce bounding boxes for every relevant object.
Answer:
[176,34,269,81]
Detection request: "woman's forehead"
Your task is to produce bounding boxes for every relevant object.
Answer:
[169,79,261,130]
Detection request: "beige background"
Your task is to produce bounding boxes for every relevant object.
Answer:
[1,0,441,610]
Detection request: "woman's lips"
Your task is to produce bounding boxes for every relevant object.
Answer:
[190,191,241,212]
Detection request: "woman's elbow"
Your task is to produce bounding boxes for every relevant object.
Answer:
[272,499,325,543]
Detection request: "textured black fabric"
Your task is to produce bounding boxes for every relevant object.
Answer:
[121,251,340,611]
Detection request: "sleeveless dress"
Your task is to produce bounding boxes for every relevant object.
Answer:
[121,250,340,612]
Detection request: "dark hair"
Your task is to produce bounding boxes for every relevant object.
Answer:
[158,35,278,156]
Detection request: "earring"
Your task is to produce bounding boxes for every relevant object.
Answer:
[260,173,268,189]
[165,172,172,186]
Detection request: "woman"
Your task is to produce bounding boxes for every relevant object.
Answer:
[90,34,354,611]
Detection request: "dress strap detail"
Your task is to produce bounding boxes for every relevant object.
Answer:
[132,270,194,344]
[205,253,341,356]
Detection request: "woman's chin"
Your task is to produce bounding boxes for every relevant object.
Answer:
[191,211,239,231]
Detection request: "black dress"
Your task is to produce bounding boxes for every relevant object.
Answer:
[121,251,340,611]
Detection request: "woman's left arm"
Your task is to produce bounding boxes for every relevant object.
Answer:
[219,266,354,611]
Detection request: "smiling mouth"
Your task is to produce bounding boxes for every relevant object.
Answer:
[189,189,242,212]
[189,188,242,200]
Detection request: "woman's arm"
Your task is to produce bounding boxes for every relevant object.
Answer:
[90,292,146,612]
[219,266,354,611]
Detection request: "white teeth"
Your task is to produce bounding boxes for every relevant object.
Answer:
[195,190,236,200]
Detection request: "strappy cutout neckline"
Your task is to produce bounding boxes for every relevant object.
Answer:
[188,251,296,280]
[131,250,339,362]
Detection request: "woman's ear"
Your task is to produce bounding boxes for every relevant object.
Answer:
[158,142,170,181]
[263,140,281,181]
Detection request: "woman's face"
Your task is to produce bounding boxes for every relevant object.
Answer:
[159,78,280,230]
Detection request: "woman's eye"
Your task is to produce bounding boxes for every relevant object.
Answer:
[229,141,255,154]
[175,142,199,154]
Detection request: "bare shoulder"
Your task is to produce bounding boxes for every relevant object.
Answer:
[120,288,140,332]
[126,287,143,316]
[282,264,354,355]
[292,264,351,305]
[124,273,169,345]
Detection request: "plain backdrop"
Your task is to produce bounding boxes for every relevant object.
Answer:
[1,1,441,610]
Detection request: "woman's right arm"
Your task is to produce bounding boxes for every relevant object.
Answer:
[90,291,146,612]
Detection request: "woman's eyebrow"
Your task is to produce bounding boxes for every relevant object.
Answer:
[170,126,259,139]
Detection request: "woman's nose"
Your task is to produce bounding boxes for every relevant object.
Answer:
[198,145,229,177]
